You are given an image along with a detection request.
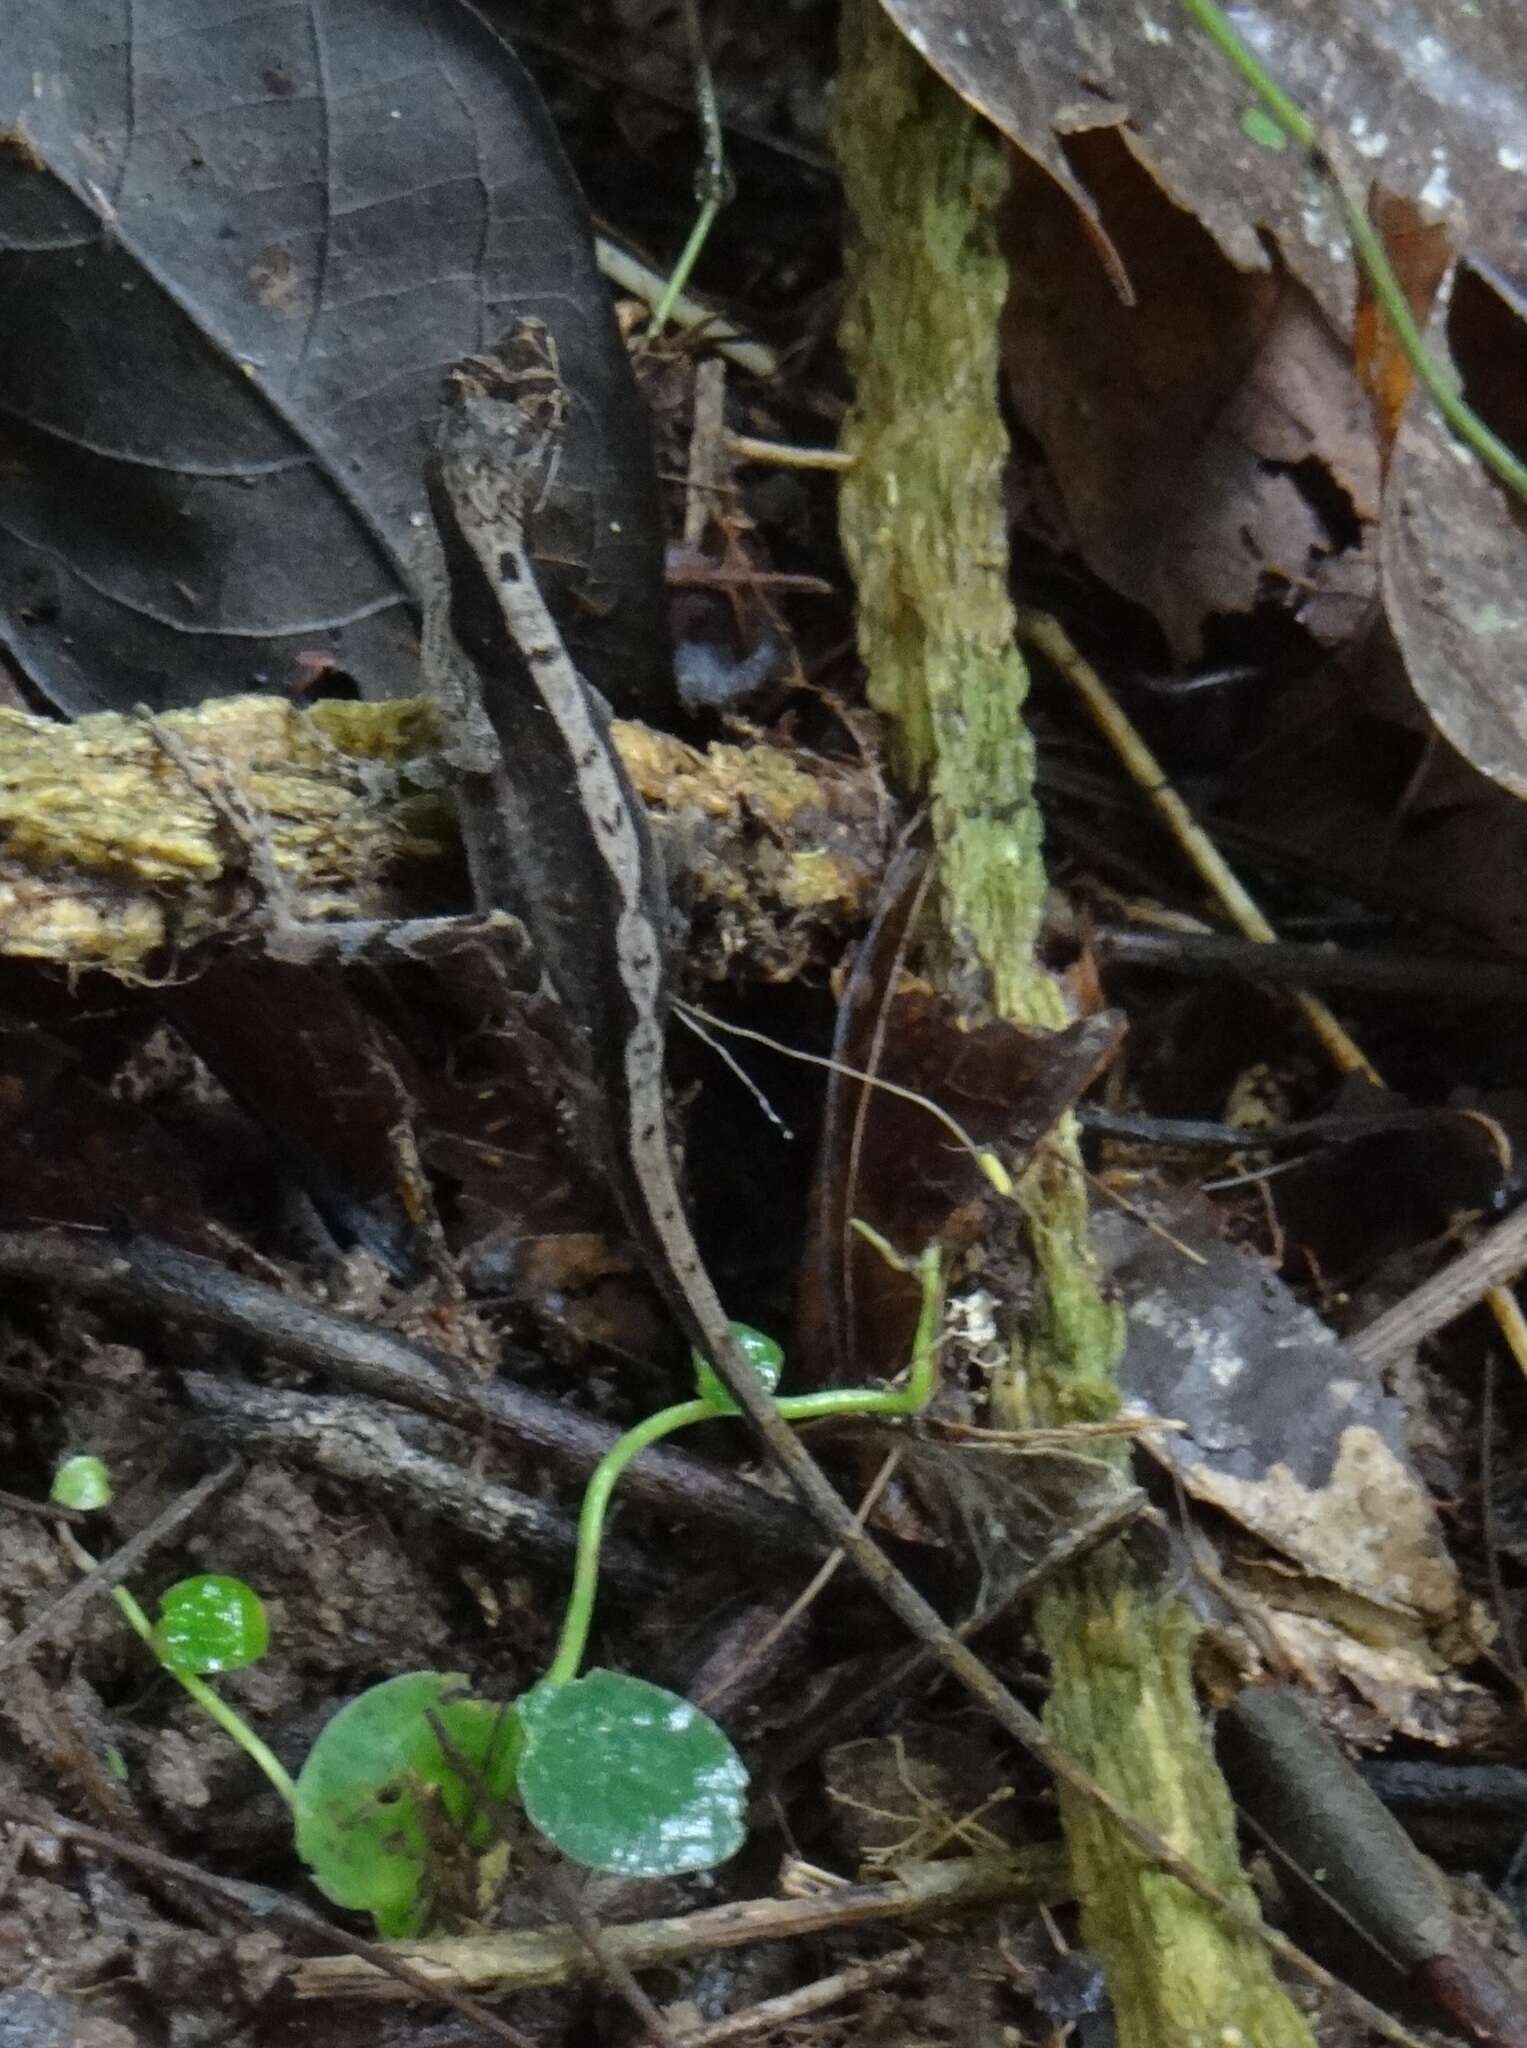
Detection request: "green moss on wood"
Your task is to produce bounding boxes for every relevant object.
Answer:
[833,8,1315,2043]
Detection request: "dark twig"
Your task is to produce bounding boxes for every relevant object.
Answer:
[0,1486,89,1523]
[180,1375,662,1598]
[0,1229,820,1560]
[1092,924,1527,1007]
[429,1711,681,2048]
[1080,1104,1485,1156]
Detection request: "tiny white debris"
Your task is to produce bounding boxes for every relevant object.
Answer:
[1139,13,1172,44]
[951,1288,1000,1352]
[953,25,972,47]
[1419,158,1453,210]
[1499,145,1526,172]
[1348,113,1388,159]
[1415,35,1444,66]
[1301,200,1330,248]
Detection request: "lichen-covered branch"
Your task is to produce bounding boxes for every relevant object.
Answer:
[0,697,885,984]
[833,7,1315,2044]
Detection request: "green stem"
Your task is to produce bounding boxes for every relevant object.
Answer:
[1175,0,1527,507]
[544,1245,944,1689]
[649,193,724,336]
[545,1398,714,1686]
[58,1526,299,1812]
[775,1245,942,1425]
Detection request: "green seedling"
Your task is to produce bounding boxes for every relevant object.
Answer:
[48,1467,296,1809]
[50,1455,112,1511]
[47,1235,942,1933]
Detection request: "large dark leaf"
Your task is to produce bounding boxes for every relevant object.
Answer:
[0,0,668,717]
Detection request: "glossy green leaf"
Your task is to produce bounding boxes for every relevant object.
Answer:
[293,1672,520,1937]
[518,1670,747,1876]
[154,1575,269,1674]
[692,1323,784,1413]
[50,1455,112,1511]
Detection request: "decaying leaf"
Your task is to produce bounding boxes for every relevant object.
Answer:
[883,0,1526,337]
[797,850,1123,1388]
[1382,277,1527,799]
[1003,134,1379,663]
[1097,1202,1460,1631]
[886,0,1527,792]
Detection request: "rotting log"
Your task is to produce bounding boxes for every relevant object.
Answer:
[0,696,888,984]
[833,7,1317,2044]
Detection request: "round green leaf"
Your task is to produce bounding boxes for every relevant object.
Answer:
[50,1455,112,1511]
[692,1323,784,1413]
[518,1670,747,1876]
[154,1575,269,1674]
[293,1672,520,1937]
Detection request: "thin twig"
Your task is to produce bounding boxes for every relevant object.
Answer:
[0,1461,239,1678]
[596,238,777,379]
[671,1944,920,2045]
[0,1486,89,1524]
[289,1849,1070,1998]
[428,1712,682,2048]
[728,433,854,472]
[9,1805,532,2048]
[692,1446,902,1711]
[1350,1203,1527,1367]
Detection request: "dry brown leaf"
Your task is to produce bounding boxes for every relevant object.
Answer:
[1003,133,1379,661]
[883,0,1525,337]
[1382,276,1527,798]
[893,0,1527,789]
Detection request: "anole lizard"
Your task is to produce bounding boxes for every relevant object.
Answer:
[419,335,1420,2044]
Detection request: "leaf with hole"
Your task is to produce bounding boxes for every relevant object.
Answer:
[517,1670,747,1876]
[293,1672,520,1936]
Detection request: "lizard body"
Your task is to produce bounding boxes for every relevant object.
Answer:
[424,348,744,1378]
